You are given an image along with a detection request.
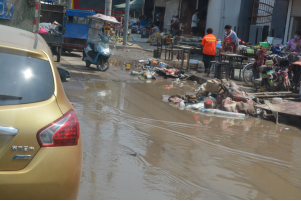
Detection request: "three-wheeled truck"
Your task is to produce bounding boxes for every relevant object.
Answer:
[39,4,65,62]
[62,9,95,53]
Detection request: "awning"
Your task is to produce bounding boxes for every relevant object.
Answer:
[66,9,95,18]
[87,14,120,24]
[114,0,144,11]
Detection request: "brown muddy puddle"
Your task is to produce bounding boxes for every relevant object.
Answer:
[63,79,301,200]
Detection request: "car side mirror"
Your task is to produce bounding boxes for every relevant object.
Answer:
[57,67,70,82]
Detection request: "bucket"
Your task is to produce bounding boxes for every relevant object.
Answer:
[142,28,147,35]
[126,64,131,70]
[259,42,270,48]
[153,50,161,58]
[189,59,199,70]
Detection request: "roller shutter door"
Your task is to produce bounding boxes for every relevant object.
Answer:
[291,0,301,17]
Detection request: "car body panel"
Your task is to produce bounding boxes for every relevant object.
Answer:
[0,137,82,199]
[0,25,82,199]
[0,95,63,171]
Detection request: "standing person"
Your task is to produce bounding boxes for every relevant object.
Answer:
[160,14,164,31]
[191,10,199,36]
[286,31,301,53]
[172,16,181,37]
[156,12,161,26]
[202,28,217,73]
[222,25,239,53]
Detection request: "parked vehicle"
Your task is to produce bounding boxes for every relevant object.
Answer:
[0,25,82,199]
[39,4,65,62]
[82,14,120,71]
[63,9,95,53]
[83,34,111,71]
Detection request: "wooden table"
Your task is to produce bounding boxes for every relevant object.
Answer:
[174,45,202,70]
[220,53,248,80]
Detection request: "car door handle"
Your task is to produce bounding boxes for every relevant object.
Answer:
[0,126,18,136]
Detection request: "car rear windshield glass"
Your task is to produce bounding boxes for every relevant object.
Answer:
[0,52,54,106]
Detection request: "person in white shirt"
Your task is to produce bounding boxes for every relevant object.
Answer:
[156,12,161,26]
[191,10,199,36]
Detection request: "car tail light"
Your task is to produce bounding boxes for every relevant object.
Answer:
[37,110,80,147]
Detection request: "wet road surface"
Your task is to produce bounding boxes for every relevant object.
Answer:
[63,74,301,199]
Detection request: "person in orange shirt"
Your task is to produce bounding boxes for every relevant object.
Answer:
[201,28,217,73]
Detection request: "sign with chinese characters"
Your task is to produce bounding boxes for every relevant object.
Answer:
[0,0,13,19]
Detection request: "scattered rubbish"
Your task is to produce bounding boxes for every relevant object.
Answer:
[97,90,111,97]
[127,152,139,156]
[200,108,246,118]
[162,95,170,102]
[187,102,205,110]
[272,97,283,104]
[285,128,289,130]
[179,100,185,107]
[131,71,142,75]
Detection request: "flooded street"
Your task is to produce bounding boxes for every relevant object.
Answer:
[63,77,301,199]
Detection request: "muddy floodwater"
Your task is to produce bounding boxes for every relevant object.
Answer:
[63,78,301,200]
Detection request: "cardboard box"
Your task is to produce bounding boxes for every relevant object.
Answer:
[206,79,221,92]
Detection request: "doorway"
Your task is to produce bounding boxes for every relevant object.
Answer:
[180,0,209,36]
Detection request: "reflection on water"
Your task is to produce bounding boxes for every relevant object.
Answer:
[63,80,301,200]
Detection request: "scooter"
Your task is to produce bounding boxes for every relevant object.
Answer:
[82,34,110,71]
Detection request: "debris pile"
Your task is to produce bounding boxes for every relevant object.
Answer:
[130,59,195,80]
[163,78,259,118]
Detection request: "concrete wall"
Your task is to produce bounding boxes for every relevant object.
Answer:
[271,0,289,39]
[237,0,253,42]
[163,0,180,30]
[222,0,241,39]
[206,0,241,41]
[206,0,223,39]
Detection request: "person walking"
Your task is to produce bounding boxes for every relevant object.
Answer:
[191,10,199,36]
[222,25,239,53]
[201,28,217,73]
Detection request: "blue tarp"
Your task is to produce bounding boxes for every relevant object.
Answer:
[64,9,95,39]
[66,9,95,18]
[64,23,90,39]
[0,0,14,19]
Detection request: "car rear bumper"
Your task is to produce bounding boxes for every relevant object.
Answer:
[0,137,83,199]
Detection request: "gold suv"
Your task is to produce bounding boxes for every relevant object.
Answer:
[0,25,82,199]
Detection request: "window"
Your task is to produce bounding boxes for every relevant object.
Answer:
[66,16,90,25]
[0,52,54,106]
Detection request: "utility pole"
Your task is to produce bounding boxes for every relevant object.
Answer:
[105,0,112,15]
[123,0,130,45]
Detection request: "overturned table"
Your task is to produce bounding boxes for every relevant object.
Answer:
[173,45,202,70]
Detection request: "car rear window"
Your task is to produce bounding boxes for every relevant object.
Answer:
[0,52,54,106]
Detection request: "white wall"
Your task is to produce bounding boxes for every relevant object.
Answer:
[206,0,241,40]
[206,0,223,40]
[163,0,179,31]
[223,0,241,38]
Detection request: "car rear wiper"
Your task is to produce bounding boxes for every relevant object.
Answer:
[0,93,22,100]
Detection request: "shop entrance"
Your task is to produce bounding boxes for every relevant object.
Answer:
[179,0,209,36]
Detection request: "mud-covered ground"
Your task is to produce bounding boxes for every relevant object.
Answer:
[58,49,301,199]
